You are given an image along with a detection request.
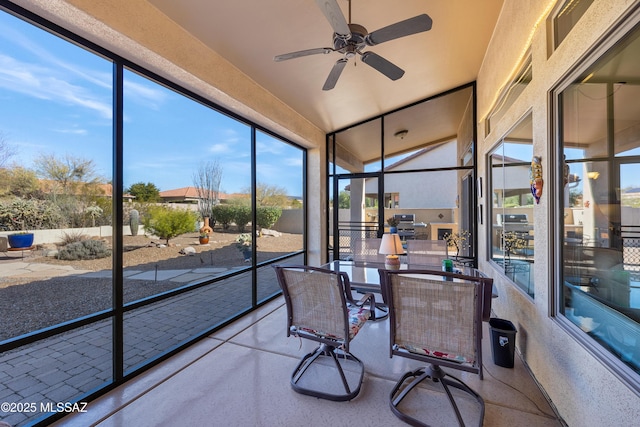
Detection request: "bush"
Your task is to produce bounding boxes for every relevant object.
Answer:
[59,230,90,245]
[212,204,235,230]
[256,206,282,230]
[233,205,252,233]
[143,205,197,244]
[0,197,65,231]
[57,239,111,260]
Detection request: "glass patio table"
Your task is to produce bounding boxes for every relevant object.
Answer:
[322,260,497,321]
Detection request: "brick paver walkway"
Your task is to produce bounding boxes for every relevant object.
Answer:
[0,261,284,427]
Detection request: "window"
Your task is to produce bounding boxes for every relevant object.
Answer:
[489,113,536,297]
[552,0,595,49]
[0,7,306,425]
[485,53,532,136]
[328,85,477,262]
[556,19,640,380]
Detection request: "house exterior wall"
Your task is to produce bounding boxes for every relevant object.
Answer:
[364,142,458,208]
[477,0,640,425]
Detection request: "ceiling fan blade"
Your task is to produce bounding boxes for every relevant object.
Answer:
[366,14,433,46]
[274,47,334,62]
[315,0,351,38]
[323,58,348,91]
[361,51,405,80]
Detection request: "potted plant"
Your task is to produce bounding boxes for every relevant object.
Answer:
[199,231,210,244]
[8,231,35,249]
[386,217,400,233]
[501,231,527,263]
[7,199,35,249]
[235,233,253,262]
[443,230,471,260]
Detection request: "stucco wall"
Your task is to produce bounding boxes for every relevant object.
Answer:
[477,0,640,425]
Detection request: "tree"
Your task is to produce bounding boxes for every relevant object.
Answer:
[338,190,350,209]
[246,182,289,207]
[142,206,197,244]
[0,131,16,168]
[126,182,160,202]
[33,153,100,199]
[192,160,223,219]
[0,167,40,198]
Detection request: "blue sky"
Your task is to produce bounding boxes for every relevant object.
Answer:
[0,11,303,196]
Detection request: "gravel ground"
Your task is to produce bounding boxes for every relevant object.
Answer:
[0,231,302,341]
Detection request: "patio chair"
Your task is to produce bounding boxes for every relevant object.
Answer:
[380,269,488,426]
[353,237,385,262]
[407,239,449,266]
[273,264,375,401]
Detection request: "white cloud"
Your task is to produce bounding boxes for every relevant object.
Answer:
[0,54,112,118]
[123,78,168,109]
[283,157,303,167]
[53,127,88,135]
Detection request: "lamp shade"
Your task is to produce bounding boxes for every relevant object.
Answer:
[379,233,403,255]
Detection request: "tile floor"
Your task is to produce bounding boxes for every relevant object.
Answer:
[53,298,564,426]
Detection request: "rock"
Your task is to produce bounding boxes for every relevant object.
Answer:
[179,246,196,255]
[261,229,282,237]
[45,249,59,257]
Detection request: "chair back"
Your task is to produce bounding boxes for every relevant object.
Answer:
[380,269,485,375]
[353,238,385,262]
[274,265,351,346]
[407,239,448,266]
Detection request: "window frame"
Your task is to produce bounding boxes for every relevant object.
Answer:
[551,6,640,393]
[487,111,536,299]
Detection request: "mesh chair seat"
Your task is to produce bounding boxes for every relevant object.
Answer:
[380,269,492,426]
[274,264,375,401]
[396,343,474,365]
[294,305,370,340]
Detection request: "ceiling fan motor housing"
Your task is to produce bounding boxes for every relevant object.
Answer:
[333,23,368,58]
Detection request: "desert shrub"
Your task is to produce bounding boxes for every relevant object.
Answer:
[59,230,90,245]
[211,204,234,230]
[0,197,65,231]
[57,239,111,260]
[143,205,197,244]
[233,205,252,233]
[256,206,282,230]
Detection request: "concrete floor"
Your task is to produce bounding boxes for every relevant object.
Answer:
[53,298,564,427]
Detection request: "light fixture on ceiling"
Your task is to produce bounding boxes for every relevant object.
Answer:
[394,129,408,140]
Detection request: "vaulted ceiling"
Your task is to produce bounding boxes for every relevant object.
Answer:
[147,0,505,133]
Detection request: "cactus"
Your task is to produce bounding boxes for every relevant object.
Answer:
[129,209,139,236]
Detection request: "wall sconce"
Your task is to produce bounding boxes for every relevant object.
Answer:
[394,130,408,140]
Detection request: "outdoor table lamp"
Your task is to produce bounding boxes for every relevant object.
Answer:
[379,233,403,270]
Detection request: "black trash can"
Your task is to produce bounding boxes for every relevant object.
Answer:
[489,318,517,368]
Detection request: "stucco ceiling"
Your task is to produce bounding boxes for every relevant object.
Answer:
[147,0,504,134]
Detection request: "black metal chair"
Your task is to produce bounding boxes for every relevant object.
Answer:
[380,269,491,426]
[273,264,375,401]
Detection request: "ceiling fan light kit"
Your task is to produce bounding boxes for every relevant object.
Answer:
[274,0,432,90]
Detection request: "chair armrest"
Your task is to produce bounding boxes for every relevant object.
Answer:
[355,292,377,321]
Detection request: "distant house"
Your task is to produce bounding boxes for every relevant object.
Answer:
[159,186,204,203]
[364,141,462,209]
[159,186,243,204]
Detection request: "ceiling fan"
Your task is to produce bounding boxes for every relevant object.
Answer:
[274,0,432,91]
